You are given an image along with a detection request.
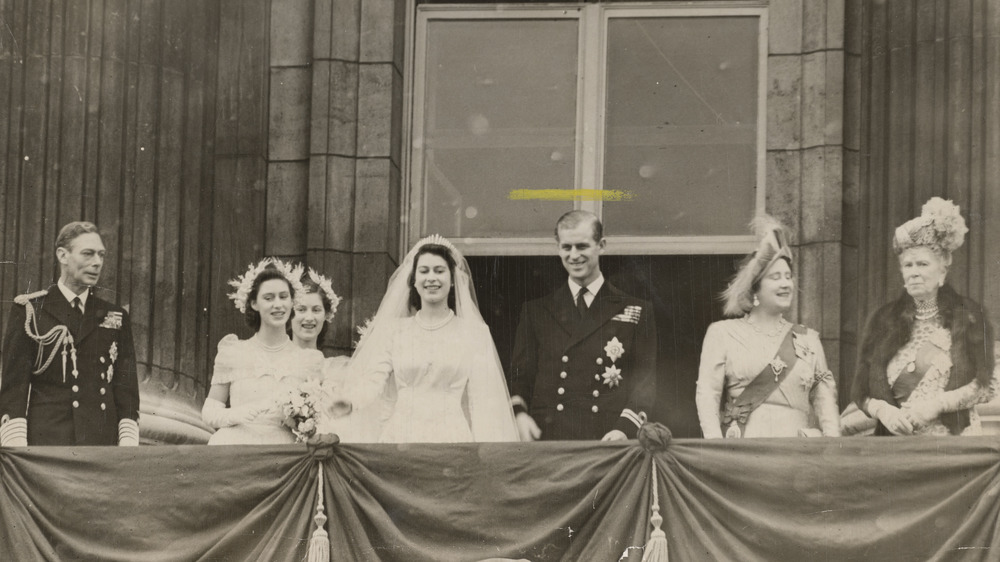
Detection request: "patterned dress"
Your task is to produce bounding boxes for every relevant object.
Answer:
[886,316,1000,435]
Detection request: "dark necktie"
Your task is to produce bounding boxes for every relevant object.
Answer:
[576,288,588,318]
[71,297,83,316]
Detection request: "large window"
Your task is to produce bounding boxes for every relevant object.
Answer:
[409,3,768,255]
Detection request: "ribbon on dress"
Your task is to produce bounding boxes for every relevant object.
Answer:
[719,326,803,438]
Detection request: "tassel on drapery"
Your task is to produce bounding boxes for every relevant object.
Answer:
[307,463,330,562]
[641,462,668,562]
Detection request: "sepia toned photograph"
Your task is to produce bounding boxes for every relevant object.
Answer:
[1,0,999,560]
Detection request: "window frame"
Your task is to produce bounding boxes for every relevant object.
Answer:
[405,2,769,256]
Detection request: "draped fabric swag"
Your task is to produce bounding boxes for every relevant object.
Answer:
[1,436,998,561]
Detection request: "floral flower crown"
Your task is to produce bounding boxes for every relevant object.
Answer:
[227,258,304,314]
[893,197,968,255]
[302,267,342,323]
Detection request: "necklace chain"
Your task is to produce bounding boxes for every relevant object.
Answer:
[253,335,290,352]
[414,309,455,330]
[743,315,789,338]
[914,297,939,321]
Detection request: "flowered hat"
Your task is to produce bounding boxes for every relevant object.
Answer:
[893,197,968,256]
[722,215,793,317]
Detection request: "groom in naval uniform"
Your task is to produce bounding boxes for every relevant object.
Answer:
[511,211,657,441]
[0,221,140,446]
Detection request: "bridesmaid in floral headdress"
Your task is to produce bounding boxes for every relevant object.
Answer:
[201,259,322,445]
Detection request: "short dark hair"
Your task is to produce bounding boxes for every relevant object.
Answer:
[554,210,603,243]
[245,266,294,331]
[290,277,332,347]
[55,221,101,251]
[407,244,457,312]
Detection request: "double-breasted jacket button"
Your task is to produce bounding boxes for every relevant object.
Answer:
[556,404,564,412]
[557,387,565,395]
[594,374,600,381]
[71,385,79,393]
[592,390,600,398]
[100,374,105,381]
[591,405,599,413]
[99,388,106,395]
[561,356,569,363]
[100,403,106,411]
[559,371,567,379]
[596,358,603,365]
[72,400,80,408]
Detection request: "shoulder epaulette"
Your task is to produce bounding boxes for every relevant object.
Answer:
[13,289,49,306]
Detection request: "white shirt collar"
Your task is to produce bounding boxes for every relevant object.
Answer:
[57,279,90,311]
[568,274,604,306]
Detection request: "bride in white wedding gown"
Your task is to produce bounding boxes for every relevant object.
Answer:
[327,235,519,443]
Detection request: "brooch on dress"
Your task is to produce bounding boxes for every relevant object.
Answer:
[769,357,787,382]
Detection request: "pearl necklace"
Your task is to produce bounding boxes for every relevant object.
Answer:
[414,309,454,331]
[253,335,290,352]
[914,297,939,321]
[742,315,789,338]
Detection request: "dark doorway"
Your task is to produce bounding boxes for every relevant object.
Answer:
[468,254,739,439]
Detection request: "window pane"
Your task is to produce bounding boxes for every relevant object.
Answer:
[602,17,759,236]
[420,19,578,238]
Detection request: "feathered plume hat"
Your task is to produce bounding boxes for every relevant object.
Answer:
[722,215,794,317]
[892,197,968,256]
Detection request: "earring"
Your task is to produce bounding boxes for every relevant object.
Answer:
[752,294,760,307]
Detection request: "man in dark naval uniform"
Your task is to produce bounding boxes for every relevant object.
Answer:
[0,221,140,447]
[511,211,657,441]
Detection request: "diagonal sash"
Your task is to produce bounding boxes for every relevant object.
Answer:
[720,327,800,438]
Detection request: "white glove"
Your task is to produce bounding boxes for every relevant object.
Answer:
[0,416,28,447]
[515,412,541,441]
[868,399,913,435]
[901,399,941,429]
[201,398,264,429]
[118,418,140,446]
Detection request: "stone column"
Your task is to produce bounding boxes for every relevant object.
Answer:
[307,0,406,355]
[766,0,847,395]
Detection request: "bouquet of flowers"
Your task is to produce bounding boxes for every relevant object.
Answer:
[279,379,324,443]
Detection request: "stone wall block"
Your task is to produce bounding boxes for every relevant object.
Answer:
[767,55,803,150]
[354,157,392,252]
[802,0,827,52]
[361,0,397,62]
[270,0,312,66]
[329,60,359,156]
[801,51,827,148]
[765,149,802,236]
[268,67,311,160]
[266,160,309,256]
[357,63,393,157]
[796,243,823,330]
[769,0,804,54]
[824,49,845,146]
[326,155,357,250]
[330,0,361,61]
[310,60,332,154]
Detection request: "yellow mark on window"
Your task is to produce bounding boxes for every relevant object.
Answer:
[508,189,636,201]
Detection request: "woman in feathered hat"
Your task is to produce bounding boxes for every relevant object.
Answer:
[695,216,840,438]
[851,198,999,436]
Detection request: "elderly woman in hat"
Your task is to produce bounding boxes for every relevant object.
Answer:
[696,216,840,438]
[852,198,999,436]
